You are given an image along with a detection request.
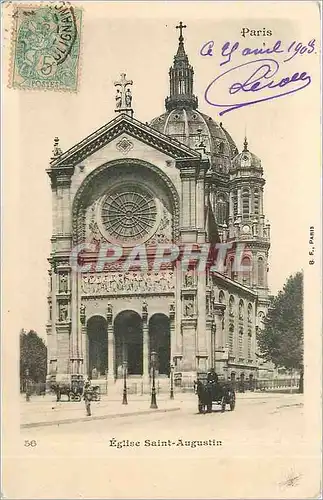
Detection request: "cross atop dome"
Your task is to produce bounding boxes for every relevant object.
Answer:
[176,21,187,42]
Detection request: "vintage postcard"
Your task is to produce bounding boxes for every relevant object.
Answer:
[2,1,322,499]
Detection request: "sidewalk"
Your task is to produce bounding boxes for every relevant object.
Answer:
[20,393,183,429]
[21,391,299,429]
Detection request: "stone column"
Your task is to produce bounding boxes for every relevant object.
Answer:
[237,187,242,216]
[70,267,78,373]
[260,188,264,215]
[177,159,199,243]
[80,303,87,376]
[213,303,226,375]
[56,316,71,376]
[197,271,207,361]
[196,160,209,243]
[229,191,233,218]
[142,301,149,382]
[206,317,214,371]
[106,303,115,381]
[250,185,254,217]
[174,260,182,358]
[180,169,196,228]
[169,301,175,363]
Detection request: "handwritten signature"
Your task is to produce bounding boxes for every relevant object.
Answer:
[204,58,311,116]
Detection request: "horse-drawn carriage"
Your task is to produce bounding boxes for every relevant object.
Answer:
[48,374,101,402]
[49,374,84,402]
[196,371,236,414]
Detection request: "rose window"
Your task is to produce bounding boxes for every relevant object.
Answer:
[101,186,157,242]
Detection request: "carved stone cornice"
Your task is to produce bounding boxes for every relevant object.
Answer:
[49,114,200,169]
[213,302,226,316]
[55,322,71,333]
[229,176,266,187]
[46,165,74,189]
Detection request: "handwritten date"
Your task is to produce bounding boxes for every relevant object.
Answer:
[200,39,316,65]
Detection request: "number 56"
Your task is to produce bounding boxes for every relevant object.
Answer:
[24,440,37,447]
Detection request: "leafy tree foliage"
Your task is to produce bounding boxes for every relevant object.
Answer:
[257,272,303,387]
[20,329,47,385]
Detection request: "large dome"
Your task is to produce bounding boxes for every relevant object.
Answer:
[150,108,238,174]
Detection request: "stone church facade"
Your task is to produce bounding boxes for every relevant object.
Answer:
[46,25,271,386]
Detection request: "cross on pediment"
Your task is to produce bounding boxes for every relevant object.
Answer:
[114,73,133,117]
[114,73,133,94]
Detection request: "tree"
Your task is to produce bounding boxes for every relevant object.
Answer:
[257,272,304,392]
[20,329,47,389]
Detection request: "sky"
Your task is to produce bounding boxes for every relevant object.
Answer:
[3,1,321,340]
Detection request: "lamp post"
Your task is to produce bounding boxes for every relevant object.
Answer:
[150,351,158,409]
[122,361,128,405]
[170,363,174,400]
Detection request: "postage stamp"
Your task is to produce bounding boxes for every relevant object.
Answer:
[9,2,82,91]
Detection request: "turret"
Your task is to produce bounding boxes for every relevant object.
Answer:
[165,21,198,111]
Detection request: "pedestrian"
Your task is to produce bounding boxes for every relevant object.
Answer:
[83,377,92,416]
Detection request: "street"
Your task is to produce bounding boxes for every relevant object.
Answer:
[13,393,320,499]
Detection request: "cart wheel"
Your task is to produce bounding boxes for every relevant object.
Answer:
[230,394,236,411]
[74,394,81,402]
[69,393,75,402]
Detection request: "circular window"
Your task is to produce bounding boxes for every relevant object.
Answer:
[100,185,158,243]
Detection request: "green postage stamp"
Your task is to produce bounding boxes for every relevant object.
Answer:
[10,2,82,91]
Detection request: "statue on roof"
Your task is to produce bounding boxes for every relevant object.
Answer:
[125,88,132,107]
[114,73,133,117]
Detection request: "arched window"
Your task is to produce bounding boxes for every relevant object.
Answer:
[219,290,225,304]
[238,327,244,357]
[258,257,265,286]
[229,296,235,316]
[242,188,250,217]
[229,324,234,354]
[254,188,260,215]
[218,142,224,154]
[227,257,235,280]
[239,300,244,320]
[247,328,252,359]
[241,256,252,285]
[232,190,238,218]
[217,194,227,224]
[247,303,253,323]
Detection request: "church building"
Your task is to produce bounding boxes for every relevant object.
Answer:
[46,23,271,388]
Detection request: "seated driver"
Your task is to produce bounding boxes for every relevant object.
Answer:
[207,368,218,383]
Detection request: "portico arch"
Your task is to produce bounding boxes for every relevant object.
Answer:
[149,313,171,376]
[87,315,108,378]
[114,310,143,377]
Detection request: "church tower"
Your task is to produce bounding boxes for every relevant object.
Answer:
[226,137,271,298]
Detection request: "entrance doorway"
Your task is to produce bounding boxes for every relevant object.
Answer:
[114,311,143,377]
[87,316,108,378]
[149,314,170,375]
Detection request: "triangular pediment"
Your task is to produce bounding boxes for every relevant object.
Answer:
[50,113,200,168]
